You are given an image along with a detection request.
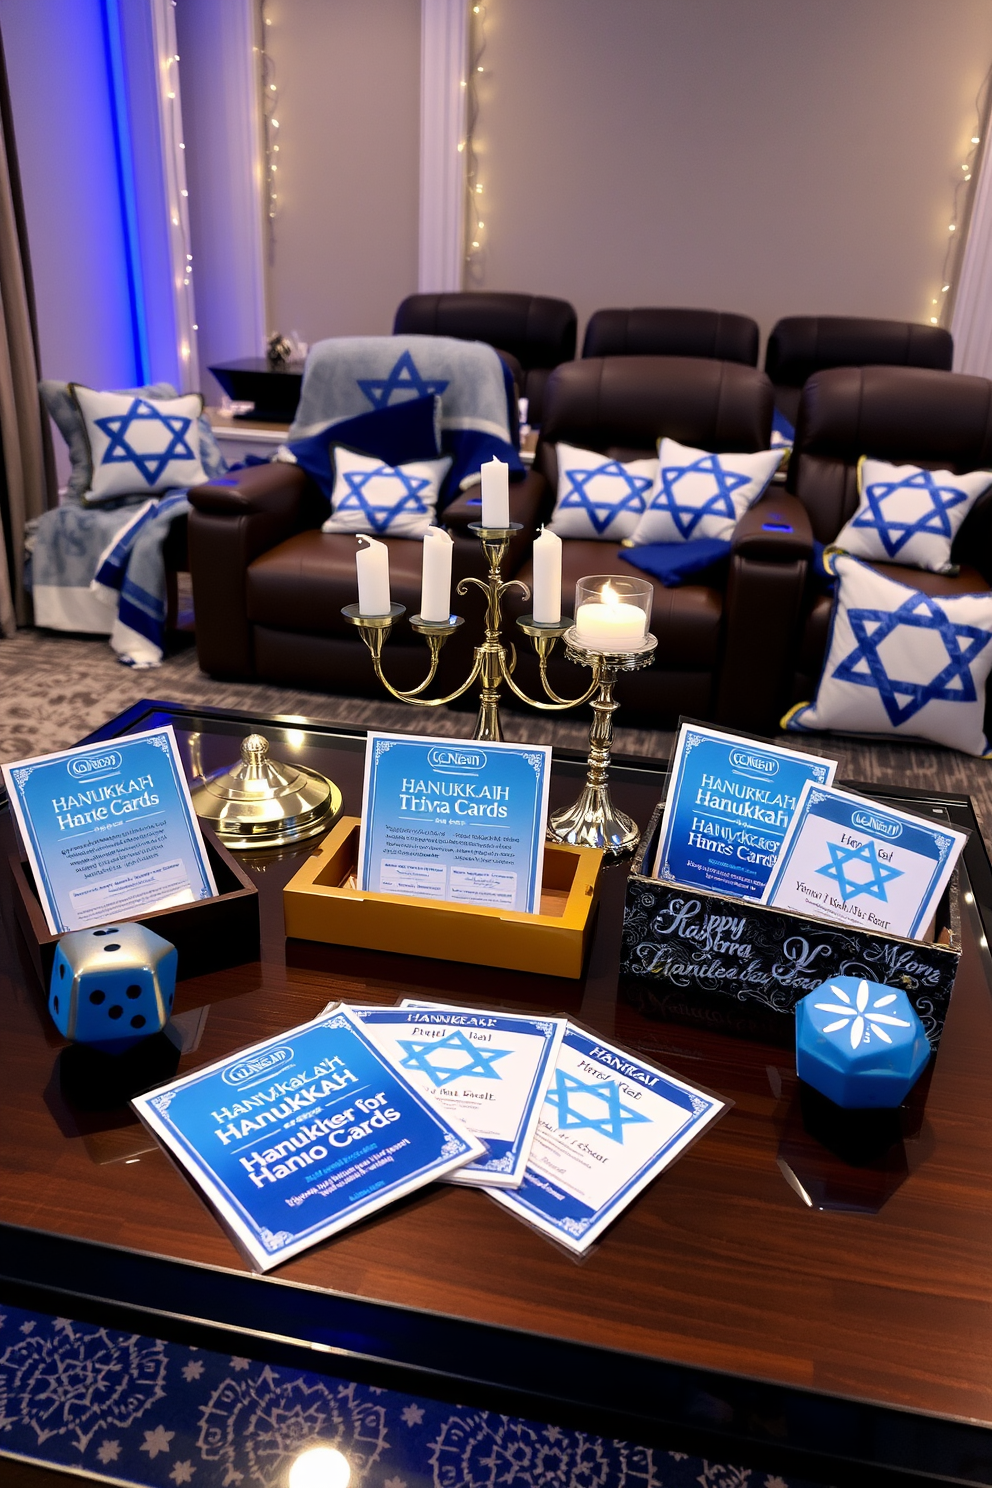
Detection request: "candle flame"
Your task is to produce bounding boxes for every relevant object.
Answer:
[600,581,619,606]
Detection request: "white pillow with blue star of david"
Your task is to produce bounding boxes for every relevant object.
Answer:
[321,445,452,538]
[784,554,992,757]
[629,437,782,545]
[70,385,207,503]
[833,457,992,574]
[547,443,656,541]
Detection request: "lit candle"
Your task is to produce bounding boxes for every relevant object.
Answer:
[481,457,509,527]
[356,535,391,615]
[420,525,453,622]
[532,527,562,624]
[575,580,647,652]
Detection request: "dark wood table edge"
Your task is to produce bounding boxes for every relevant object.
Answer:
[3,700,992,1485]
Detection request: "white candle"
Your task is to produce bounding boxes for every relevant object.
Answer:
[481,457,509,528]
[420,525,453,622]
[575,581,647,652]
[532,527,562,624]
[356,535,391,615]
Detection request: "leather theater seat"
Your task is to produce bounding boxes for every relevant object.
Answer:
[493,355,809,730]
[393,292,577,426]
[785,365,992,715]
[582,307,759,367]
[765,315,954,426]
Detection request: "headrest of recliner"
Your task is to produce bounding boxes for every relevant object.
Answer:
[582,307,759,366]
[794,365,992,470]
[393,292,577,369]
[766,315,953,389]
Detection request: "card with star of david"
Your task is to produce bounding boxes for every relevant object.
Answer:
[350,1003,566,1188]
[489,1023,727,1254]
[761,782,966,941]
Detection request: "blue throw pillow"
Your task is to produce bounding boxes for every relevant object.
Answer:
[285,395,441,505]
[620,537,731,587]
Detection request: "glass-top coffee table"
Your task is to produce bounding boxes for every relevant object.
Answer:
[3,698,992,1486]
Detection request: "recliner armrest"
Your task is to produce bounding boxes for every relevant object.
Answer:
[189,461,312,518]
[731,492,813,562]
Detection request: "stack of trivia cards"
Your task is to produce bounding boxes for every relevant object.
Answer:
[354,1000,727,1255]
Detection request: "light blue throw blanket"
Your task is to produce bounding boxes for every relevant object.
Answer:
[289,335,523,493]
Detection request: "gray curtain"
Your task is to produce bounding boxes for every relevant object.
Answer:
[0,21,55,636]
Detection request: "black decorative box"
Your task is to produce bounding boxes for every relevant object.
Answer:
[619,800,961,1049]
[10,823,260,990]
[208,358,302,421]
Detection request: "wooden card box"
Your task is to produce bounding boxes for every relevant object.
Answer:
[618,800,962,1049]
[283,816,602,978]
[11,823,260,989]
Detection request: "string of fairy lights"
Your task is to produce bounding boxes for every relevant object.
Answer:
[160,0,198,387]
[258,0,280,266]
[931,60,992,328]
[462,2,487,283]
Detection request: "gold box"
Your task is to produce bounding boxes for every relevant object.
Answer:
[283,816,602,978]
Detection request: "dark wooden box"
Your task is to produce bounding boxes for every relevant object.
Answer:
[619,800,962,1049]
[10,823,260,989]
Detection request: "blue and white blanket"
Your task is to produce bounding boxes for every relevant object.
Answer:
[288,334,523,494]
[27,491,191,667]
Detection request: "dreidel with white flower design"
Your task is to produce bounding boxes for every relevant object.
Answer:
[795,976,931,1109]
[49,922,176,1053]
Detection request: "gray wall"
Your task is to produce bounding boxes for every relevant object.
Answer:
[472,0,992,350]
[262,0,421,344]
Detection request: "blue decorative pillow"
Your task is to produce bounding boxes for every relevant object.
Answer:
[620,536,731,587]
[321,446,452,538]
[547,442,655,540]
[784,553,992,756]
[834,457,992,574]
[630,437,782,545]
[283,395,442,506]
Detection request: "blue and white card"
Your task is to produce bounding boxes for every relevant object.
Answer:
[490,1024,727,1254]
[652,724,836,899]
[2,725,217,934]
[132,1007,485,1272]
[761,782,966,941]
[354,1001,566,1188]
[358,732,552,913]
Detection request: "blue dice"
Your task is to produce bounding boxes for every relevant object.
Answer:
[49,922,177,1053]
[795,976,931,1109]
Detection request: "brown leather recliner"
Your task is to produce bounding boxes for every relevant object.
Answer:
[783,365,992,727]
[582,307,759,367]
[187,458,545,696]
[479,356,811,731]
[393,292,577,427]
[765,316,954,426]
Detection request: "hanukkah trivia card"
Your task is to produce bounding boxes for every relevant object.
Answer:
[358,732,551,913]
[355,1001,566,1188]
[2,725,217,934]
[490,1024,727,1255]
[761,782,967,940]
[133,1008,485,1271]
[652,724,836,900]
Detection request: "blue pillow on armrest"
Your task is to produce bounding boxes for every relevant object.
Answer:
[620,537,731,587]
[285,395,441,505]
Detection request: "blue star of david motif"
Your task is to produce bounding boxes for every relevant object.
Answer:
[94,397,194,486]
[853,470,968,558]
[654,455,750,539]
[544,1070,651,1145]
[396,1029,512,1087]
[832,590,992,726]
[817,838,903,905]
[559,463,652,534]
[357,351,449,409]
[336,464,431,532]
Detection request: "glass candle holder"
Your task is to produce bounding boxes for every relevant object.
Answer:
[573,575,653,653]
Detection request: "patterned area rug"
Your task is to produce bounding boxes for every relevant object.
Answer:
[2,628,991,845]
[0,1301,820,1488]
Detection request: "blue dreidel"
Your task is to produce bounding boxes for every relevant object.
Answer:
[795,975,931,1110]
[49,922,177,1054]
